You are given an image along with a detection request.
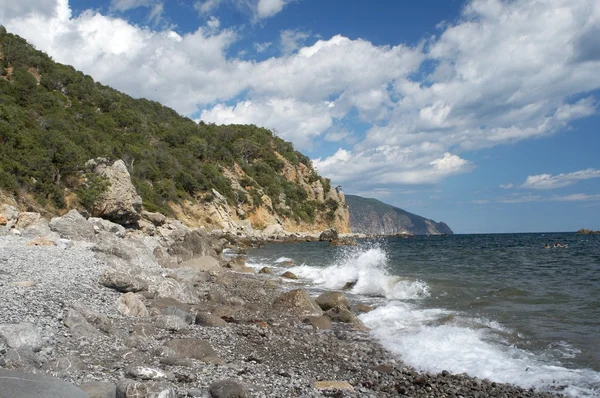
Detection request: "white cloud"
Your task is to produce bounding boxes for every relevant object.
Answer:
[253,41,271,52]
[256,0,291,19]
[193,0,291,20]
[499,183,514,189]
[200,98,334,149]
[279,29,309,54]
[497,194,543,204]
[110,0,154,12]
[3,0,600,191]
[550,193,600,202]
[0,0,58,20]
[206,16,220,29]
[194,0,224,15]
[521,169,600,190]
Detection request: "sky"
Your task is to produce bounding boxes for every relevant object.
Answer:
[1,0,600,233]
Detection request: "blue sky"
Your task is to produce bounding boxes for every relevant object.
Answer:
[2,0,600,233]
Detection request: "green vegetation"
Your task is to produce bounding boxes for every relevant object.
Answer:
[0,28,332,220]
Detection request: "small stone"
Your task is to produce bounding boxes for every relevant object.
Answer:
[258,267,273,274]
[280,271,297,280]
[195,313,227,327]
[9,281,36,288]
[154,315,188,331]
[78,381,117,398]
[314,381,354,392]
[26,238,56,247]
[125,364,167,380]
[209,380,250,398]
[116,379,176,398]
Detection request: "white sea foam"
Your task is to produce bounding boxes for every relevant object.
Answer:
[288,246,429,300]
[361,302,600,397]
[274,256,294,263]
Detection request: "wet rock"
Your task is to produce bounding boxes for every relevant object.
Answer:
[281,271,297,280]
[116,379,176,398]
[49,209,96,242]
[78,381,117,398]
[325,306,369,331]
[116,292,149,317]
[195,313,227,327]
[209,380,250,398]
[352,304,373,313]
[258,267,273,274]
[319,229,338,241]
[341,280,357,290]
[100,269,149,293]
[0,323,43,351]
[272,289,323,316]
[0,369,87,397]
[328,236,358,246]
[315,291,349,311]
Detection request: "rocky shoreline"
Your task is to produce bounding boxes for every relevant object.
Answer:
[0,208,566,397]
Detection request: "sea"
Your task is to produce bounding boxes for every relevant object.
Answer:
[244,233,600,397]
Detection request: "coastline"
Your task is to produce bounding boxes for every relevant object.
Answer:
[0,215,567,397]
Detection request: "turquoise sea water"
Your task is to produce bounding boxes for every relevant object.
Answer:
[246,233,600,396]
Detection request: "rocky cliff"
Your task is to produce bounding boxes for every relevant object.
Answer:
[345,195,452,236]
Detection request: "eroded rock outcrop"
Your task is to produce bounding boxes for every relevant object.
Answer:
[86,158,142,225]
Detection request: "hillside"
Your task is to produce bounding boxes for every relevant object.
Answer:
[0,27,349,233]
[346,195,452,236]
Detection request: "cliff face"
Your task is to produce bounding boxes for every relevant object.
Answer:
[170,157,350,234]
[345,195,452,236]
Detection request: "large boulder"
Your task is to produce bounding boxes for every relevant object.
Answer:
[14,212,40,230]
[86,158,142,225]
[49,209,96,242]
[272,289,323,317]
[319,228,338,241]
[167,230,221,262]
[116,292,149,317]
[0,369,87,398]
[99,269,149,293]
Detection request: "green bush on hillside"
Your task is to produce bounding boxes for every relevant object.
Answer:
[0,28,333,221]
